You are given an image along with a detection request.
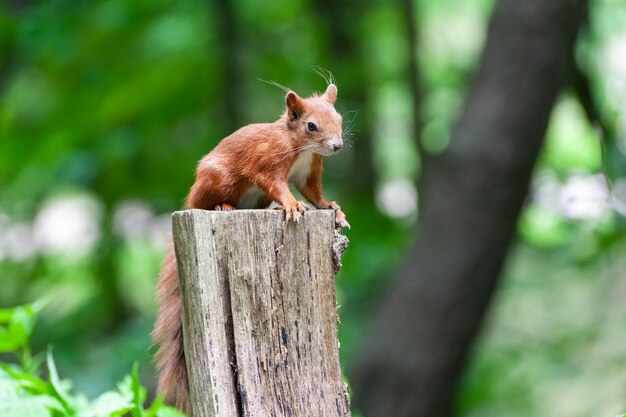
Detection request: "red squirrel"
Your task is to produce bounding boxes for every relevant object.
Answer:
[152,83,349,412]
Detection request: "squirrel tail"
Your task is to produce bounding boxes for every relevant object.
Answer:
[152,240,190,413]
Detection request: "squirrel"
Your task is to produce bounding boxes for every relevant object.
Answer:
[152,83,349,413]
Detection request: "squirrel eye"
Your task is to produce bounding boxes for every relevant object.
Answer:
[307,122,317,132]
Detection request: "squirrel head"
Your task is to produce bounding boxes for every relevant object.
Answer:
[285,84,343,156]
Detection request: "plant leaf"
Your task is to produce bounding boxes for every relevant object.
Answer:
[46,347,72,413]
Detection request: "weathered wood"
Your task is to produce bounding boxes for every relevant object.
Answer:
[172,209,350,417]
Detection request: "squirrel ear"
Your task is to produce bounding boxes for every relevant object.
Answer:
[286,91,305,121]
[323,84,337,104]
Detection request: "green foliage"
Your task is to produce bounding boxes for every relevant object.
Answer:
[0,301,44,354]
[0,304,184,417]
[1,0,625,415]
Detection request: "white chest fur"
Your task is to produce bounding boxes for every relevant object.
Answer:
[237,186,264,209]
[237,151,313,209]
[288,151,313,186]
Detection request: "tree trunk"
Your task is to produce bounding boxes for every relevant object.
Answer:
[314,0,376,196]
[173,209,351,417]
[351,0,588,416]
[213,0,241,133]
[402,0,424,157]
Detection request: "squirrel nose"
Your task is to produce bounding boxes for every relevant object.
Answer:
[333,143,343,151]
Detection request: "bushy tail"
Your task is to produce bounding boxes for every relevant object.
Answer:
[152,241,190,413]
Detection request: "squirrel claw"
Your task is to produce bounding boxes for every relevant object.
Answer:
[283,201,308,223]
[316,201,349,229]
[285,207,302,223]
[296,201,310,212]
[215,203,236,211]
[317,201,341,211]
[334,208,350,229]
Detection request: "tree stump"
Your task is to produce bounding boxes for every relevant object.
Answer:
[172,209,351,417]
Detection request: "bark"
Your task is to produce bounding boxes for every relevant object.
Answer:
[402,0,424,157]
[213,0,241,132]
[173,209,350,417]
[350,0,588,416]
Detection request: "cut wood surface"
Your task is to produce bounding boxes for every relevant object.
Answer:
[172,209,350,417]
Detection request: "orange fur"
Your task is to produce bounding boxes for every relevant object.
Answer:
[153,84,348,414]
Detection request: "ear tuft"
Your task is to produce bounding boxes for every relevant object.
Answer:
[323,84,338,104]
[286,91,305,121]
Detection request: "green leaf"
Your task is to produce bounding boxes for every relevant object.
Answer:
[0,302,45,352]
[156,406,186,417]
[21,350,45,375]
[130,363,146,417]
[144,396,164,417]
[0,395,63,417]
[77,391,133,417]
[0,397,51,417]
[145,396,186,417]
[46,347,72,413]
[0,364,49,394]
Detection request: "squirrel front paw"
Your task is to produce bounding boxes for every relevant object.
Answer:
[214,203,236,211]
[316,201,350,229]
[334,208,350,229]
[316,201,340,211]
[282,201,310,223]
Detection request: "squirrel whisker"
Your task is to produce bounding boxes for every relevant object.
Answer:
[258,78,292,93]
[308,65,335,86]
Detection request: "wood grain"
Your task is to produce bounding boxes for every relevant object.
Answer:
[172,209,350,417]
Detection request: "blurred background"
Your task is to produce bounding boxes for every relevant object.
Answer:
[1,0,625,416]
